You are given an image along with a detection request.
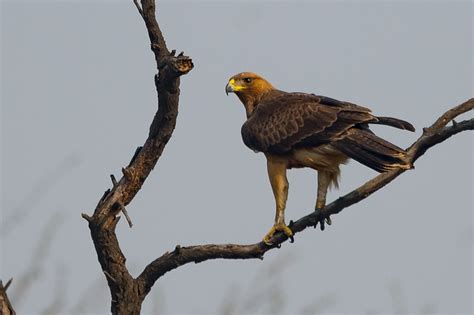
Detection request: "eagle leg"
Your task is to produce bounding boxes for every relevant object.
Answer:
[263,157,293,245]
[314,171,333,231]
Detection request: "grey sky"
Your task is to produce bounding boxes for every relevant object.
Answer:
[1,1,472,314]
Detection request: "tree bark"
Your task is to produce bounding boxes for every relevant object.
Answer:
[82,0,193,313]
[82,0,473,313]
[0,279,15,315]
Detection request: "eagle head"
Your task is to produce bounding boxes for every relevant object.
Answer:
[226,72,275,116]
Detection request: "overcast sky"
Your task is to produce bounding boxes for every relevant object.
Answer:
[1,1,472,314]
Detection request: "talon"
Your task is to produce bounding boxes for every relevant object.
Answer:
[263,226,276,245]
[263,223,293,245]
[314,208,331,231]
[325,216,332,225]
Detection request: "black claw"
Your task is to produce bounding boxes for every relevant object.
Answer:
[288,220,294,227]
[289,235,294,243]
[314,208,327,231]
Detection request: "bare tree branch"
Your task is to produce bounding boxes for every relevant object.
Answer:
[82,0,193,313]
[83,0,472,313]
[0,279,16,315]
[133,0,143,18]
[136,99,473,293]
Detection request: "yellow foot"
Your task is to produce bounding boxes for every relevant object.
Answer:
[263,223,293,245]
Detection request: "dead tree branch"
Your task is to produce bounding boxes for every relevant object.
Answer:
[136,98,473,294]
[82,0,472,313]
[0,279,16,315]
[82,0,193,313]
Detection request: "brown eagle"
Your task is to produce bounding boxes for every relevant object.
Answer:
[225,72,415,244]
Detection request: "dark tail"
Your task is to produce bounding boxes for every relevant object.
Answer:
[372,116,416,132]
[333,128,413,173]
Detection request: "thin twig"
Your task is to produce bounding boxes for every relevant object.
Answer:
[133,0,143,17]
[118,203,133,228]
[4,279,12,292]
[103,271,117,284]
[110,174,118,187]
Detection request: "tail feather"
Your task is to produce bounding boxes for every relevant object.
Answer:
[333,128,412,173]
[347,128,406,157]
[372,116,416,132]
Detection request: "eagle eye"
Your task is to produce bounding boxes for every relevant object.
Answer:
[244,78,252,83]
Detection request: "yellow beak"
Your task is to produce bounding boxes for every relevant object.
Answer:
[225,79,244,95]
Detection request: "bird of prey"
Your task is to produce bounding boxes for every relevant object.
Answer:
[225,72,415,245]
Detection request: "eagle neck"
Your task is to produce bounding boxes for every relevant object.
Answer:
[236,93,256,118]
[238,89,273,118]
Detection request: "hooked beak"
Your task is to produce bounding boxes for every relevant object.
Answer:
[225,82,234,96]
[226,78,243,96]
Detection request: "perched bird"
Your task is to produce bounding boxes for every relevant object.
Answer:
[225,72,415,245]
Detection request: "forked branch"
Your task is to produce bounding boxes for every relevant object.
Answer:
[82,0,193,313]
[82,0,473,313]
[0,279,15,315]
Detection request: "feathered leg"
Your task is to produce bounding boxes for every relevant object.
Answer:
[315,170,334,230]
[263,157,293,245]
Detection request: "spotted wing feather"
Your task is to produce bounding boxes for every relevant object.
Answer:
[241,92,376,154]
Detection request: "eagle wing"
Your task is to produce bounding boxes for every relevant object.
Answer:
[241,92,377,154]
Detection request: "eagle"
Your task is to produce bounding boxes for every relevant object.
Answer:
[225,72,415,245]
